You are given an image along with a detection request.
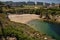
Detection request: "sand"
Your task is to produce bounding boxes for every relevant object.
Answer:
[8,14,40,24]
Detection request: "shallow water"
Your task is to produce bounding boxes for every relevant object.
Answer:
[27,19,60,40]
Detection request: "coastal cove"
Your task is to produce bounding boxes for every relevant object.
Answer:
[0,0,60,40]
[27,19,60,40]
[8,14,60,40]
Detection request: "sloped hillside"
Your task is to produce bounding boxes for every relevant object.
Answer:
[0,13,55,40]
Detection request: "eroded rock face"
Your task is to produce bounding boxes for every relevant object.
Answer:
[0,36,17,40]
[55,16,60,22]
[6,36,17,40]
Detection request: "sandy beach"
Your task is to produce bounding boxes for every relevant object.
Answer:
[8,14,40,24]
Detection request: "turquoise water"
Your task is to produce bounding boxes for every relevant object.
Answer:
[27,19,60,40]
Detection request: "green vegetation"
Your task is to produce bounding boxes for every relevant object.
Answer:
[0,2,60,40]
[0,2,60,17]
[0,5,60,23]
[0,14,36,40]
[0,14,54,40]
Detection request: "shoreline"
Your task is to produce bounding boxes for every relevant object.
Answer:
[8,14,40,24]
[8,14,60,24]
